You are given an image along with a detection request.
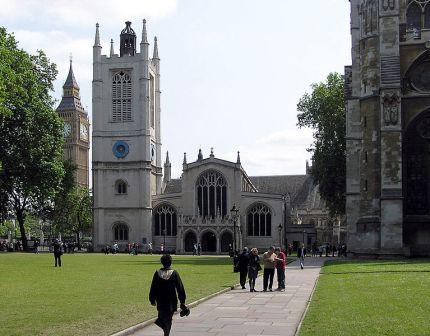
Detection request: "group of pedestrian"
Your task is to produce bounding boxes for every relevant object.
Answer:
[0,240,13,252]
[103,242,119,254]
[236,246,286,292]
[128,242,140,255]
[192,242,201,256]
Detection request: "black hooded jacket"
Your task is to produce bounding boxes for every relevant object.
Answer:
[149,268,186,312]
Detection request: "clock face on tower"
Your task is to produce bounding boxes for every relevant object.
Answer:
[63,122,72,137]
[113,140,129,158]
[80,123,89,141]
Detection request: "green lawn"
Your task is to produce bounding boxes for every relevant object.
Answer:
[0,253,238,336]
[299,259,430,336]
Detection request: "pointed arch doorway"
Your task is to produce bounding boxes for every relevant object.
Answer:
[201,231,217,253]
[184,231,197,253]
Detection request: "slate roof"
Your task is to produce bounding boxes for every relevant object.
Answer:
[164,179,182,194]
[249,175,315,208]
[56,97,85,112]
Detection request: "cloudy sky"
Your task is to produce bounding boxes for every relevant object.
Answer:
[1,0,351,180]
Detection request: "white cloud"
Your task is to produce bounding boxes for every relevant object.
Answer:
[0,0,178,27]
[256,128,314,146]
[211,128,314,177]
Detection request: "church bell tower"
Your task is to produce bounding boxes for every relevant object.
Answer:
[92,21,162,250]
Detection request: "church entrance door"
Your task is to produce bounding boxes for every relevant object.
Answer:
[201,231,217,252]
[220,231,233,252]
[404,111,430,255]
[184,231,197,253]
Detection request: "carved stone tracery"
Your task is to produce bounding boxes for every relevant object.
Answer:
[382,91,400,126]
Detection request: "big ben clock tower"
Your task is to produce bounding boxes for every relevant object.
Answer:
[56,59,90,187]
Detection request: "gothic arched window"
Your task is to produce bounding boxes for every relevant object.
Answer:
[407,2,422,29]
[247,203,272,237]
[113,223,129,241]
[154,204,177,236]
[115,180,127,194]
[424,3,430,28]
[196,170,227,218]
[112,71,132,122]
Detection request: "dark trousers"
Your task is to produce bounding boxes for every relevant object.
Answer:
[239,269,248,287]
[263,268,275,290]
[54,253,62,267]
[155,310,174,336]
[277,268,285,289]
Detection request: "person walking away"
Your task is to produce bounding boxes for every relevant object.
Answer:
[237,247,250,289]
[148,242,153,255]
[297,243,306,269]
[274,247,286,291]
[197,243,201,256]
[262,246,276,291]
[149,254,188,336]
[193,243,197,256]
[248,248,261,292]
[53,239,63,267]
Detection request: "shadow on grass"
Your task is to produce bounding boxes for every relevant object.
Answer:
[322,269,430,275]
[111,258,233,266]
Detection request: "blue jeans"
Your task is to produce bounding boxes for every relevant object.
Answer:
[277,268,285,289]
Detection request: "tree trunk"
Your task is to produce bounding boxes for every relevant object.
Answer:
[16,210,28,251]
[76,231,81,251]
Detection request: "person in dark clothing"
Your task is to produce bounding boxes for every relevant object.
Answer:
[149,254,187,336]
[297,243,306,269]
[248,248,261,292]
[237,247,250,289]
[53,239,63,267]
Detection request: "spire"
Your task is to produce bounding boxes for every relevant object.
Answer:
[183,152,187,165]
[141,19,148,44]
[153,36,159,59]
[64,57,79,90]
[164,151,171,184]
[210,147,214,158]
[236,151,241,164]
[57,58,85,113]
[197,148,203,161]
[94,23,101,47]
[110,39,114,57]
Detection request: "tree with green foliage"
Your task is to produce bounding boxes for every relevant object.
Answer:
[297,72,346,216]
[0,27,64,250]
[46,159,92,249]
[69,186,92,249]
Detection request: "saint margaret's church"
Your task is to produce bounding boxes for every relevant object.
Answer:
[87,21,333,253]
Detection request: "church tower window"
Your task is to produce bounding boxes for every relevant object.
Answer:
[196,170,227,218]
[112,71,132,122]
[247,203,272,237]
[113,223,129,241]
[154,204,177,236]
[115,180,127,194]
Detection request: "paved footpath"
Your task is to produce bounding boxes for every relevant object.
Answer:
[131,257,325,336]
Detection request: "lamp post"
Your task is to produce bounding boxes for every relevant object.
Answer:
[278,223,282,249]
[230,204,239,256]
[302,229,306,247]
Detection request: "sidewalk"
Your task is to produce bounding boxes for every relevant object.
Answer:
[131,257,325,336]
